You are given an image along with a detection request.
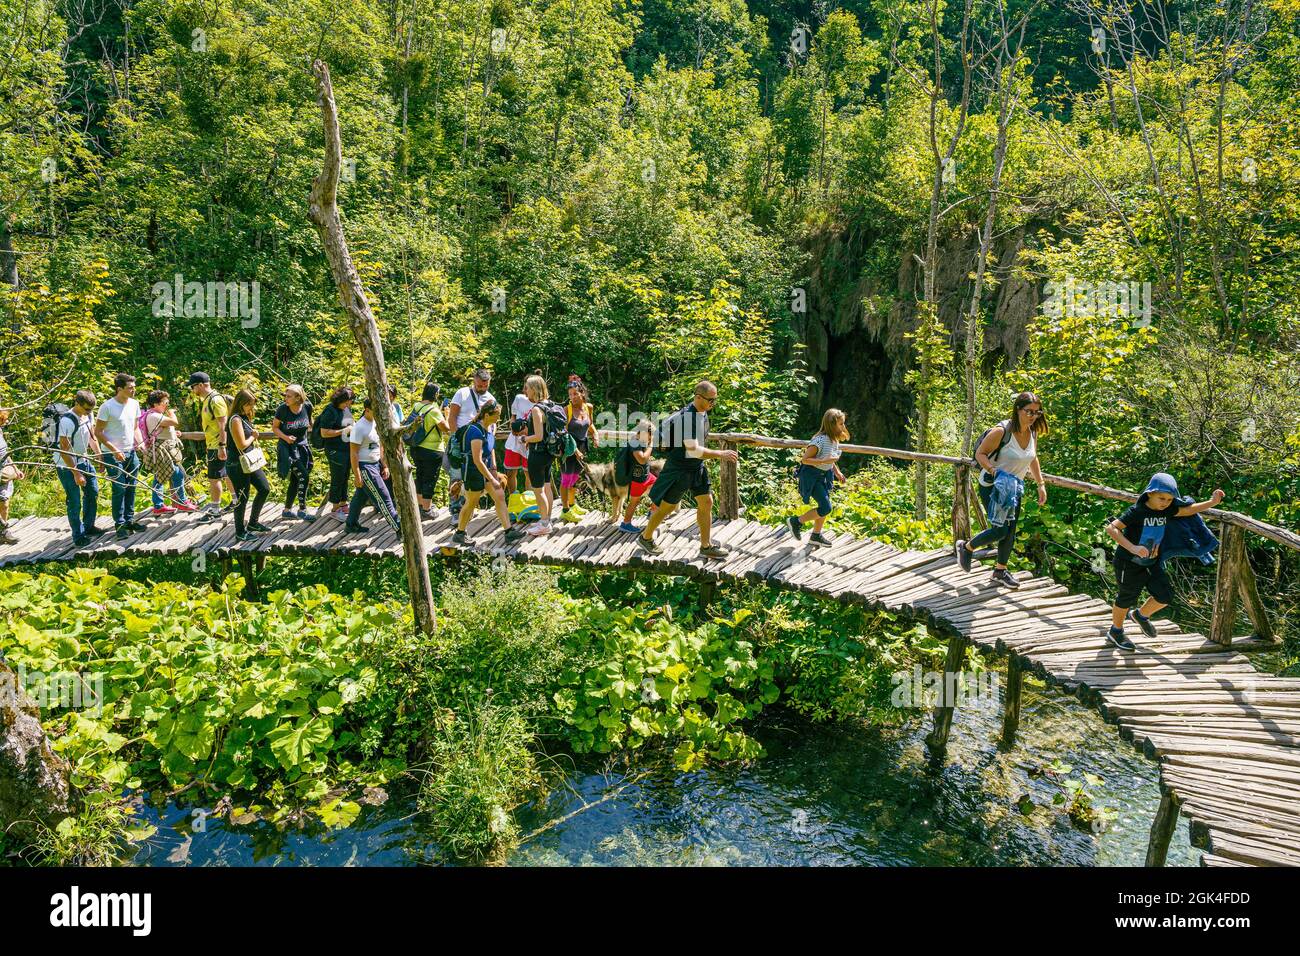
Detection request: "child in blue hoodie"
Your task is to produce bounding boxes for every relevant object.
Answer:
[1104,472,1224,651]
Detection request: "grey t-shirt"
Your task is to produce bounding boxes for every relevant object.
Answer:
[806,434,841,471]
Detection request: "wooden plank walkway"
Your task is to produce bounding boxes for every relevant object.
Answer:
[2,505,1298,867]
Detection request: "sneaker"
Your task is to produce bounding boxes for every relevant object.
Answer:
[248,521,273,533]
[298,509,317,522]
[636,534,662,555]
[0,528,16,545]
[1106,627,1136,652]
[618,522,641,534]
[451,531,469,546]
[72,535,90,548]
[525,521,552,537]
[787,516,803,540]
[126,521,149,533]
[1128,608,1157,639]
[174,501,199,513]
[151,506,176,517]
[809,532,831,547]
[235,530,263,542]
[504,526,526,544]
[991,568,1020,589]
[85,525,109,538]
[698,544,730,560]
[954,539,972,573]
[344,523,369,534]
[561,508,580,524]
[115,525,131,540]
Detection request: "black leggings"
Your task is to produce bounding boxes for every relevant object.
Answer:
[969,481,1021,565]
[285,461,311,510]
[327,456,350,505]
[230,466,270,535]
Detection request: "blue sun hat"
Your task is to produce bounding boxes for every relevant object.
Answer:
[1139,472,1180,501]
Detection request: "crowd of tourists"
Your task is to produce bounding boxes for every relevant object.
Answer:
[0,377,1223,653]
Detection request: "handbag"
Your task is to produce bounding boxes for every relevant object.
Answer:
[240,444,267,474]
[0,463,18,481]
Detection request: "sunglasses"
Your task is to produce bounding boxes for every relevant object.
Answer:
[1022,407,1042,417]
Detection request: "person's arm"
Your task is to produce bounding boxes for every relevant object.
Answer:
[633,444,652,464]
[1030,455,1047,506]
[229,416,250,453]
[1176,489,1225,517]
[436,409,449,436]
[93,415,123,461]
[471,436,493,480]
[586,404,598,446]
[447,402,462,431]
[525,407,544,444]
[271,416,294,443]
[1106,518,1149,559]
[350,440,363,488]
[800,442,829,466]
[214,414,228,459]
[58,432,81,477]
[683,437,737,462]
[975,427,1003,474]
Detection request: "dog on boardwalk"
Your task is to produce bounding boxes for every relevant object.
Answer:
[581,456,665,523]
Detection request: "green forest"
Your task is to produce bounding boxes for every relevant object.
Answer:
[2,0,1299,868]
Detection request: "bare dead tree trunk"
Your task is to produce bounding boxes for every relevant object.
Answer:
[308,59,437,636]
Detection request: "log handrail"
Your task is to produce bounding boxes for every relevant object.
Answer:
[595,428,1300,553]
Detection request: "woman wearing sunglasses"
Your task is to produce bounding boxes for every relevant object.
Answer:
[954,391,1049,589]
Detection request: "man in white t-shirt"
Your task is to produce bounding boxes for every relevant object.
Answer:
[56,389,106,544]
[345,397,401,537]
[448,368,496,431]
[94,373,146,537]
[503,390,534,496]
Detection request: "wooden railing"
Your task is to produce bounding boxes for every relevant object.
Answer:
[596,428,1296,646]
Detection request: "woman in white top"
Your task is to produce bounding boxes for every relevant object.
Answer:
[787,408,848,547]
[142,389,196,515]
[954,392,1049,589]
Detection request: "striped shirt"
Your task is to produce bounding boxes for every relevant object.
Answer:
[805,434,841,471]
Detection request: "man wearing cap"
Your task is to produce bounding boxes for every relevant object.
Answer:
[187,372,230,516]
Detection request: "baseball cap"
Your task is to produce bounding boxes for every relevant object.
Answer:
[187,372,210,387]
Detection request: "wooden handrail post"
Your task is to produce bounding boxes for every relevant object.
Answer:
[1146,790,1181,867]
[1000,655,1023,749]
[925,632,970,758]
[952,464,972,541]
[718,440,740,520]
[1210,522,1244,646]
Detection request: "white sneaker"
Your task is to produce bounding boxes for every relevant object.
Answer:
[525,520,552,536]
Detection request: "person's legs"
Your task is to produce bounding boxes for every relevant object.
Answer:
[58,467,83,538]
[248,469,270,525]
[361,462,400,535]
[329,458,349,513]
[229,470,250,536]
[81,466,99,533]
[106,456,128,526]
[967,484,1011,557]
[151,476,166,509]
[169,464,189,505]
[286,468,301,510]
[346,476,372,527]
[456,491,483,533]
[622,494,642,524]
[695,492,713,548]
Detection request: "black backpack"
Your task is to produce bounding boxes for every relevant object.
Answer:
[974,419,1015,476]
[447,423,475,468]
[534,399,570,457]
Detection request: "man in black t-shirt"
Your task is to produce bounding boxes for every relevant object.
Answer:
[1104,471,1224,651]
[635,380,738,561]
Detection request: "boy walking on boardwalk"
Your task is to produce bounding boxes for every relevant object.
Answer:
[1105,472,1224,651]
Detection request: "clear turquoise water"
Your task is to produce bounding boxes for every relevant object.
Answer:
[130,679,1195,867]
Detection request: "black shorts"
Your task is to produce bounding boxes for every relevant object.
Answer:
[649,461,710,507]
[412,445,441,498]
[1114,559,1173,608]
[206,449,227,479]
[465,463,496,494]
[527,448,554,489]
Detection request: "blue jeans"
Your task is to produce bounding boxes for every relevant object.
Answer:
[105,451,140,526]
[151,464,190,508]
[57,461,99,539]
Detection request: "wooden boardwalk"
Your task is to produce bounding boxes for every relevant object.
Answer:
[2,504,1299,867]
